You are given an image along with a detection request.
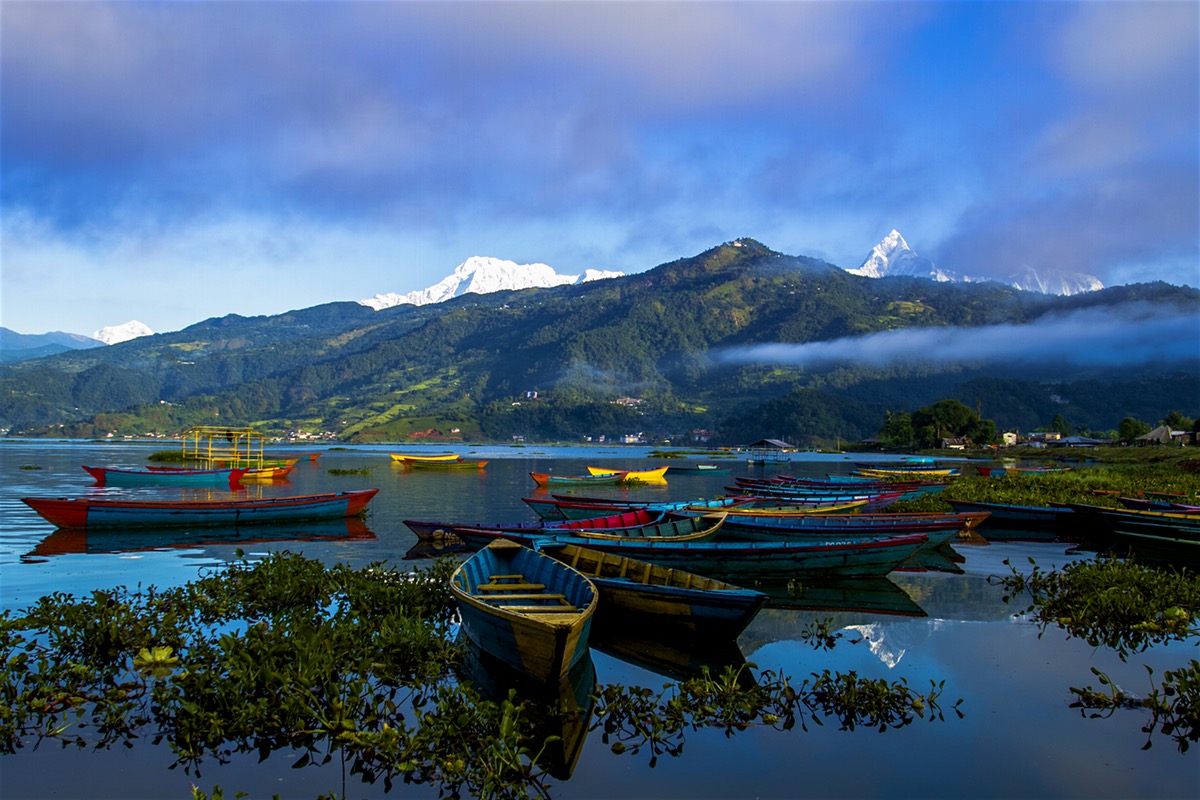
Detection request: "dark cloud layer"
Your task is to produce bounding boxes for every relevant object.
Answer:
[2,2,1197,336]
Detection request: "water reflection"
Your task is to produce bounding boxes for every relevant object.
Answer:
[23,517,375,560]
[751,576,927,617]
[590,626,751,685]
[457,644,597,780]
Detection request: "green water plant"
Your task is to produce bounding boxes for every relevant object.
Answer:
[1,553,959,798]
[996,554,1200,751]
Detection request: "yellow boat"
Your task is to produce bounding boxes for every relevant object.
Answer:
[390,453,462,463]
[691,499,870,515]
[584,465,670,482]
[856,467,959,478]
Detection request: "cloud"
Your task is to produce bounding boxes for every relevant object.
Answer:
[715,303,1200,370]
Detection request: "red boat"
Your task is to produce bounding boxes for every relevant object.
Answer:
[22,489,379,530]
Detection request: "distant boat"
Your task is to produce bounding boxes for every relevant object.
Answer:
[22,489,379,530]
[450,539,598,683]
[530,471,626,487]
[538,541,768,640]
[668,464,732,475]
[82,465,247,487]
[524,494,748,521]
[390,453,462,463]
[584,465,670,482]
[238,464,296,481]
[448,511,730,550]
[404,507,668,542]
[406,458,488,470]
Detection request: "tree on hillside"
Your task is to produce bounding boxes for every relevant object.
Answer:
[1049,412,1073,437]
[910,399,995,449]
[1118,417,1152,443]
[878,410,915,449]
[1160,410,1195,430]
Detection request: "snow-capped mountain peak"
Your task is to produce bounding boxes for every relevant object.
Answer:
[846,229,960,282]
[360,256,623,310]
[843,230,1103,295]
[92,320,154,345]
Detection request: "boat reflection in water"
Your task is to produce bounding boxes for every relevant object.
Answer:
[456,642,597,780]
[590,624,753,686]
[894,542,966,575]
[751,576,927,618]
[24,517,376,560]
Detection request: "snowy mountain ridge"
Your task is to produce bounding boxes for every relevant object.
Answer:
[847,229,1103,296]
[360,256,624,310]
[93,320,155,345]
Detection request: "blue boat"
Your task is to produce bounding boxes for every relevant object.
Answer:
[450,539,598,683]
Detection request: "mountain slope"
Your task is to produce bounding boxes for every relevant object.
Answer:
[0,328,105,363]
[0,239,1195,443]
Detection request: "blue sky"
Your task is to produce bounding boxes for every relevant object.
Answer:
[2,1,1197,337]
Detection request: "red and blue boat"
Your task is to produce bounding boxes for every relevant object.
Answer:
[21,489,379,530]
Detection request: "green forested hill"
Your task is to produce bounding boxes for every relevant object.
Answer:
[2,239,1196,444]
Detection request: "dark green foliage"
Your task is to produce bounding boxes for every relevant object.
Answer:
[1,552,957,797]
[910,399,995,447]
[995,555,1200,752]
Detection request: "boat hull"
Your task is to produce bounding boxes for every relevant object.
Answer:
[451,540,597,683]
[83,465,247,487]
[22,489,379,530]
[540,542,768,640]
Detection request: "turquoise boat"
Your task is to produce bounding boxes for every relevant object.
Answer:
[450,539,598,683]
[82,464,248,487]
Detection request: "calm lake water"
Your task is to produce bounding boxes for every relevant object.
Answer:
[0,441,1195,799]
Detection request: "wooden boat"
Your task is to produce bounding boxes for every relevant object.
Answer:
[525,495,749,521]
[1064,504,1200,543]
[1116,496,1200,513]
[462,532,929,580]
[21,489,379,530]
[405,508,668,542]
[406,458,488,470]
[702,511,973,547]
[390,453,462,463]
[1007,465,1072,474]
[449,511,729,550]
[238,464,295,481]
[946,499,1074,541]
[667,464,732,475]
[584,465,670,481]
[450,539,598,683]
[709,498,876,514]
[854,466,961,478]
[82,465,248,487]
[530,471,628,487]
[538,541,768,640]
